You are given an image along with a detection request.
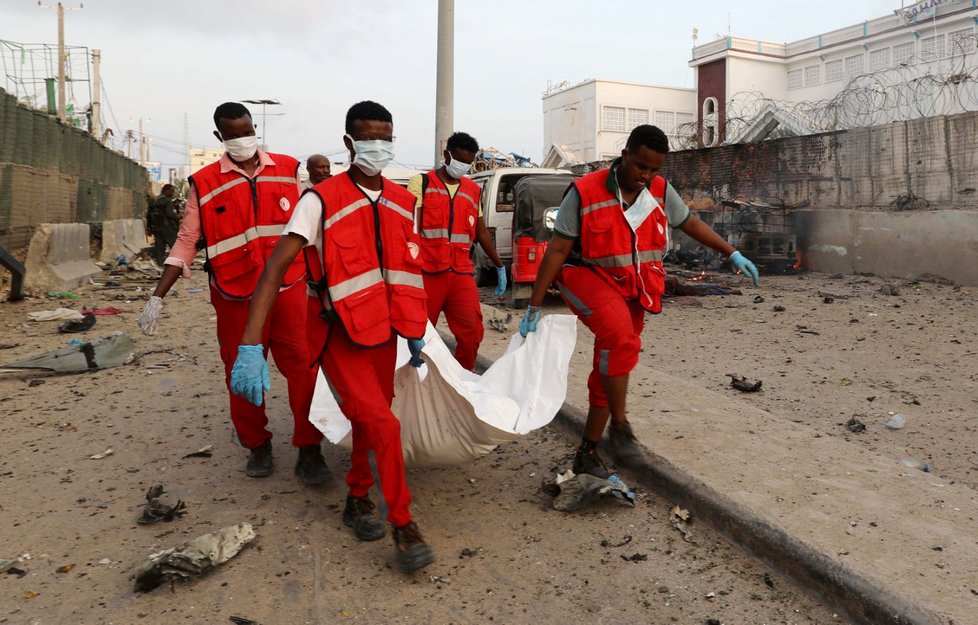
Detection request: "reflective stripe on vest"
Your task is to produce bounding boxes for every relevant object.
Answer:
[580,198,619,216]
[199,177,249,206]
[329,268,384,302]
[255,175,298,185]
[325,197,371,228]
[379,197,413,221]
[585,249,664,268]
[421,228,449,239]
[384,268,425,289]
[206,226,259,258]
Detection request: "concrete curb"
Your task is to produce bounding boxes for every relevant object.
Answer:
[444,331,944,625]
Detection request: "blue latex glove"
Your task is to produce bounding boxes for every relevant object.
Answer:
[407,338,425,367]
[494,266,508,298]
[519,305,542,338]
[230,344,270,406]
[729,251,760,287]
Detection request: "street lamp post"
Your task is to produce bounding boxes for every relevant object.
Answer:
[242,98,281,151]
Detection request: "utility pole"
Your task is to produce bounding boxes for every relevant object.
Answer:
[126,129,133,159]
[91,48,100,137]
[38,1,84,123]
[138,118,150,165]
[242,99,281,151]
[434,0,454,165]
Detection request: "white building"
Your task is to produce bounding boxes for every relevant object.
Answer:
[188,147,224,176]
[689,0,978,146]
[540,79,696,167]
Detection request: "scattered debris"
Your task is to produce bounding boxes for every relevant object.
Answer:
[727,374,762,393]
[884,413,906,430]
[795,325,820,336]
[56,563,75,574]
[880,284,901,296]
[844,416,866,433]
[182,445,214,459]
[229,617,261,625]
[817,291,848,300]
[28,379,46,387]
[46,291,79,299]
[133,522,256,593]
[670,506,693,542]
[600,535,633,548]
[89,448,114,460]
[823,296,834,304]
[753,295,765,304]
[487,313,512,333]
[459,547,482,558]
[137,485,188,525]
[83,307,129,315]
[763,572,775,588]
[27,308,84,322]
[186,287,205,294]
[1,334,136,373]
[772,305,785,312]
[58,313,97,333]
[620,553,647,562]
[900,458,932,473]
[544,470,635,511]
[6,566,27,578]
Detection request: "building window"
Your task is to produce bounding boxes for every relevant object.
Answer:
[920,33,945,61]
[803,65,820,87]
[675,112,695,129]
[787,68,803,90]
[602,106,626,132]
[825,59,843,82]
[844,54,864,77]
[627,108,649,129]
[869,48,890,72]
[655,110,677,135]
[949,28,975,56]
[893,41,914,66]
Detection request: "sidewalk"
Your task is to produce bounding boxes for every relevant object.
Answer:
[465,304,977,625]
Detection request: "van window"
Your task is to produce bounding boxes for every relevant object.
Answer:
[495,176,522,213]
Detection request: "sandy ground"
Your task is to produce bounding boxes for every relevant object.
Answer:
[1,262,971,624]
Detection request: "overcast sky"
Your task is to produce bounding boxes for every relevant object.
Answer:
[2,0,906,170]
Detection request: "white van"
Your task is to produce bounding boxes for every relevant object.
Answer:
[468,167,572,285]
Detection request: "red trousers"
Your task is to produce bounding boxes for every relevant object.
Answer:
[307,305,413,526]
[211,282,320,450]
[423,271,484,370]
[556,266,646,407]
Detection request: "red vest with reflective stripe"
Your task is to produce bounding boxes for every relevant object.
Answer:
[575,168,669,313]
[191,153,305,298]
[304,173,428,347]
[417,170,480,274]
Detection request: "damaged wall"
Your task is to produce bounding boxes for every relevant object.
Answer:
[663,110,978,285]
[0,88,149,250]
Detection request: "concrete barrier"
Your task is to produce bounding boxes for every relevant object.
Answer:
[100,218,151,264]
[24,223,101,294]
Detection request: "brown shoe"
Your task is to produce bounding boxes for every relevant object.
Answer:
[245,440,273,477]
[342,494,386,541]
[392,521,434,573]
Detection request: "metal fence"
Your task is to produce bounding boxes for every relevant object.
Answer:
[0,88,148,250]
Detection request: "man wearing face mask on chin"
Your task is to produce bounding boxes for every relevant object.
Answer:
[407,132,505,371]
[137,102,329,487]
[228,101,435,574]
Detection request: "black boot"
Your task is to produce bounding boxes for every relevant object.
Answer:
[295,444,331,485]
[607,420,644,468]
[393,521,434,573]
[342,494,386,541]
[245,440,274,478]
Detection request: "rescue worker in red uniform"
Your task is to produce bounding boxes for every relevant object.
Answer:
[407,132,506,370]
[230,101,435,574]
[521,124,760,478]
[137,102,328,485]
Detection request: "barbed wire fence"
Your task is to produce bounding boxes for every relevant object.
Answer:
[674,34,978,149]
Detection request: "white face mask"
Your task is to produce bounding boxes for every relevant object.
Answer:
[445,155,471,179]
[347,135,394,176]
[223,135,258,161]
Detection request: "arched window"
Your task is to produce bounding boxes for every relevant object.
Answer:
[702,97,719,147]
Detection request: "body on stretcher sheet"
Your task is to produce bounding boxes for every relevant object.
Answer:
[308,315,577,467]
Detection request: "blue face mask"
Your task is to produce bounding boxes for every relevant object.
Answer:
[346,135,394,176]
